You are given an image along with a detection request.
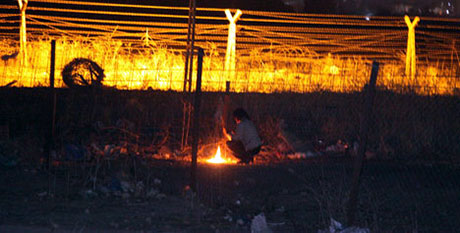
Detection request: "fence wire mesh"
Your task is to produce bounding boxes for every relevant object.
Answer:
[1,40,459,96]
[1,1,459,232]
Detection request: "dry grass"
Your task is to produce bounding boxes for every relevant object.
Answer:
[0,36,459,95]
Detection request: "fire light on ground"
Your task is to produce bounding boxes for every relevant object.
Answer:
[206,146,237,164]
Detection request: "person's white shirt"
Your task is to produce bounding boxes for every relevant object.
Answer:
[231,118,262,151]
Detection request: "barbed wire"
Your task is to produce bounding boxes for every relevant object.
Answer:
[1,1,459,61]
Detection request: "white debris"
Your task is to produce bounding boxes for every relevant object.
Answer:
[306,151,318,157]
[37,191,47,197]
[155,193,166,199]
[251,213,272,233]
[146,188,159,198]
[154,178,162,185]
[275,206,285,212]
[224,214,233,222]
[120,181,132,192]
[325,140,348,154]
[317,218,370,233]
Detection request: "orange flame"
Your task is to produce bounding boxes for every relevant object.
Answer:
[206,146,236,164]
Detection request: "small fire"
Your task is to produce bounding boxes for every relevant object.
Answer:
[206,146,235,164]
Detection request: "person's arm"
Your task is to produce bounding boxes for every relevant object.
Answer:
[222,127,232,141]
[232,122,243,141]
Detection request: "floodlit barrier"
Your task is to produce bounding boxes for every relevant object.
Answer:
[0,0,459,95]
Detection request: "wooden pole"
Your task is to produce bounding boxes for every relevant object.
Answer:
[346,61,379,226]
[190,48,204,192]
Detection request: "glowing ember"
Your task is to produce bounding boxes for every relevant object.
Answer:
[206,146,235,164]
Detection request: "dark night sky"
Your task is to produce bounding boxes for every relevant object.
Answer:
[104,0,460,17]
[4,0,460,17]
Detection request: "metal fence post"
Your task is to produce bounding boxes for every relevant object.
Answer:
[44,39,57,167]
[181,0,197,150]
[50,40,56,138]
[346,61,379,226]
[191,47,204,192]
[47,39,57,196]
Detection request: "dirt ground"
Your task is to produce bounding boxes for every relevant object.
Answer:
[1,157,460,233]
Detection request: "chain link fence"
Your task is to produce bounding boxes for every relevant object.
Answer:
[1,45,459,231]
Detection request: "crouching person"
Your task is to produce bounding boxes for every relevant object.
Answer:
[223,108,262,164]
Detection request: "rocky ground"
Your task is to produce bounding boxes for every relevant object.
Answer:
[1,156,460,232]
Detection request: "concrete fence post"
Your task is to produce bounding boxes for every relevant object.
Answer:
[224,9,242,81]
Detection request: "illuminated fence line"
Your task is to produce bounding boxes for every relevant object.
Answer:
[0,1,459,95]
[1,49,458,95]
[0,37,458,95]
[1,2,459,60]
[1,0,460,60]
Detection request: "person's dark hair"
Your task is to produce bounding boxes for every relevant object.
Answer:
[233,108,250,121]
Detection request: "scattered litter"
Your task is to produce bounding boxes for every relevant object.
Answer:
[86,189,96,196]
[251,213,272,233]
[154,178,162,185]
[275,206,285,212]
[350,141,359,156]
[155,193,166,199]
[306,151,318,157]
[325,140,348,154]
[37,191,47,197]
[224,214,233,222]
[49,219,59,229]
[287,151,320,159]
[349,142,376,160]
[146,188,159,198]
[287,152,306,159]
[120,180,133,193]
[286,139,354,160]
[109,221,119,228]
[237,218,245,225]
[317,218,370,233]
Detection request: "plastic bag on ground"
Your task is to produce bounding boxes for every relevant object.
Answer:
[251,213,272,233]
[317,218,370,233]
